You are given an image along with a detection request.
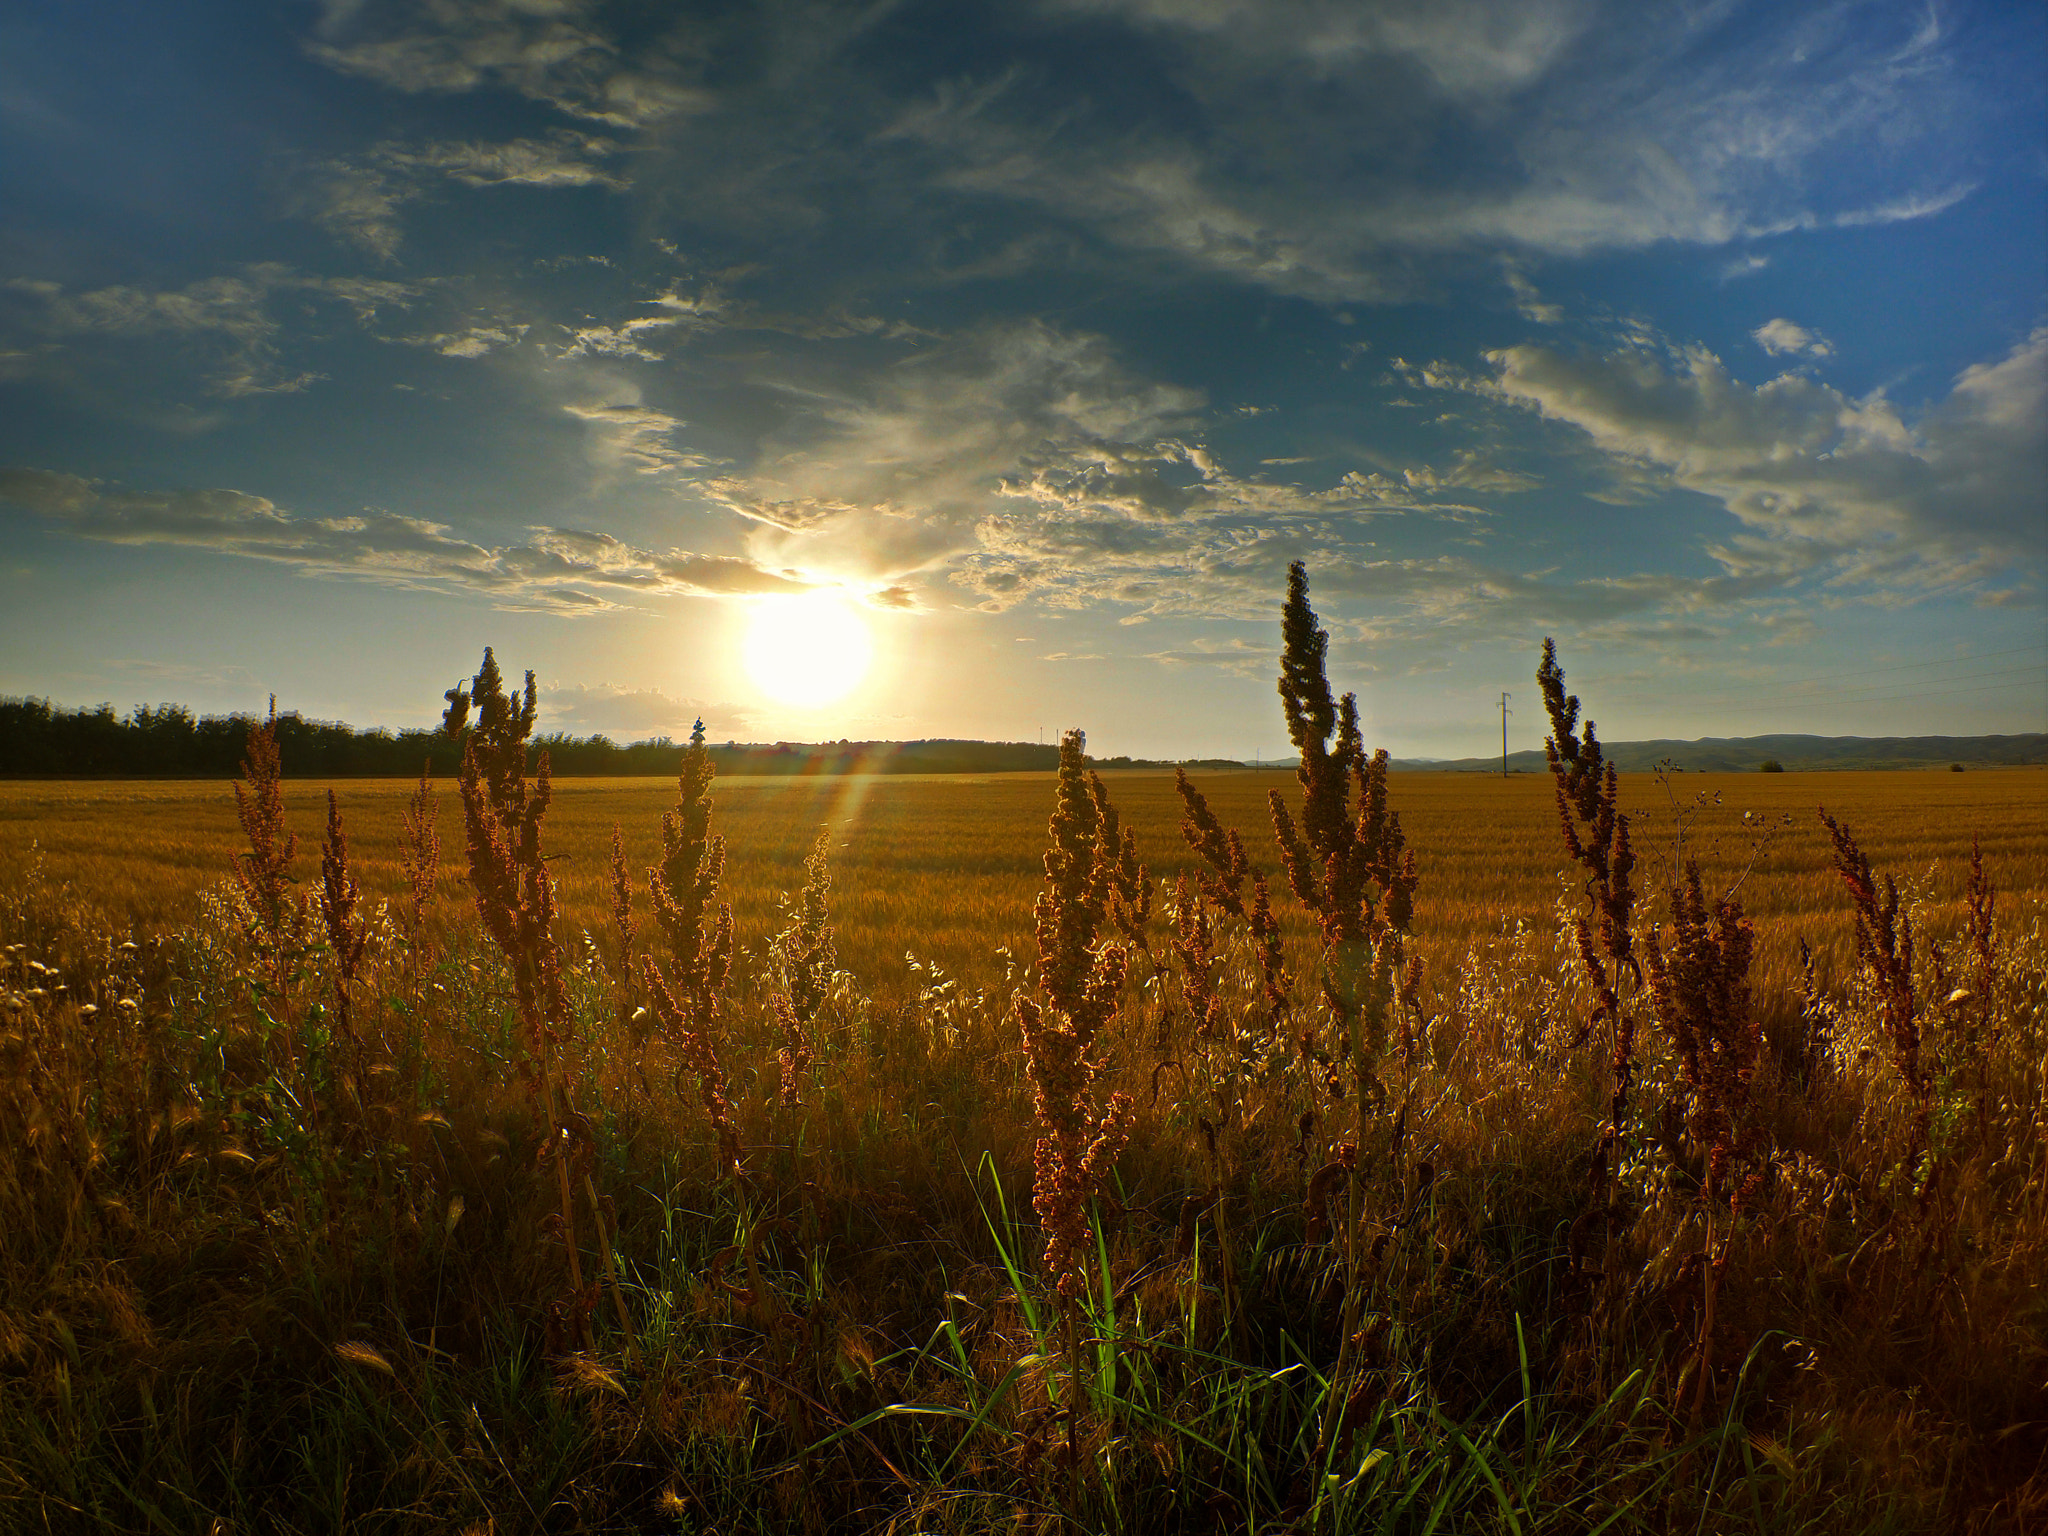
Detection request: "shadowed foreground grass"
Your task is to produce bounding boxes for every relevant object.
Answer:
[1,761,2042,1532]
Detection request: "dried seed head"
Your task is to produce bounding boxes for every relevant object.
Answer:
[1020,730,1137,1300]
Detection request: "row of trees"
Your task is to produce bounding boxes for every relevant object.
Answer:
[0,695,1213,779]
[1,697,468,779]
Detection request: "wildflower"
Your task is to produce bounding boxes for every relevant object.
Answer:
[770,827,837,1106]
[1538,640,1641,1221]
[1019,729,1135,1299]
[1269,561,1416,1074]
[642,719,742,1176]
[231,696,303,1008]
[1644,865,1765,1210]
[1820,809,1930,1159]
[319,789,369,1065]
[443,648,632,1354]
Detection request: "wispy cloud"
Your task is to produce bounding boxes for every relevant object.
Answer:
[0,266,416,396]
[388,131,626,188]
[297,130,628,258]
[417,323,528,359]
[874,0,1992,299]
[963,513,1793,638]
[685,320,1522,613]
[294,160,413,261]
[562,387,728,477]
[556,289,723,360]
[1502,264,1564,325]
[0,468,808,612]
[702,320,1206,579]
[1143,636,1270,674]
[1063,0,1597,94]
[293,0,2002,310]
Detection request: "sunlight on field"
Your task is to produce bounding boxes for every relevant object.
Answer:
[5,728,2044,1530]
[3,765,2040,1012]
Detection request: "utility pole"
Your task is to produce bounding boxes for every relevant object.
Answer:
[1499,692,1512,779]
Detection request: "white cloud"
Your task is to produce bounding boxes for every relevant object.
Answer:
[1476,325,2048,597]
[0,468,807,611]
[1832,183,1977,227]
[1752,318,1833,359]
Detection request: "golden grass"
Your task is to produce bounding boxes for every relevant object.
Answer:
[5,765,2040,1009]
[10,579,2047,1532]
[2,740,2044,1533]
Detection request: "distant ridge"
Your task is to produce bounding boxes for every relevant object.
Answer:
[1392,733,2048,774]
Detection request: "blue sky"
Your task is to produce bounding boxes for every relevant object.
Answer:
[1,0,2042,759]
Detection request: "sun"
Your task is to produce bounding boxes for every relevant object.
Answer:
[743,592,874,708]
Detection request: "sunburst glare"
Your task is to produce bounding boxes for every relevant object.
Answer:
[743,592,874,707]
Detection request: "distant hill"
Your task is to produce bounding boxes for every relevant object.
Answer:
[1393,733,2048,774]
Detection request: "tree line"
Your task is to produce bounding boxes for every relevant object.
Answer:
[0,695,1226,778]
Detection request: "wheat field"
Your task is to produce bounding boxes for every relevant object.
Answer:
[3,616,2045,1534]
[3,765,2039,1010]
